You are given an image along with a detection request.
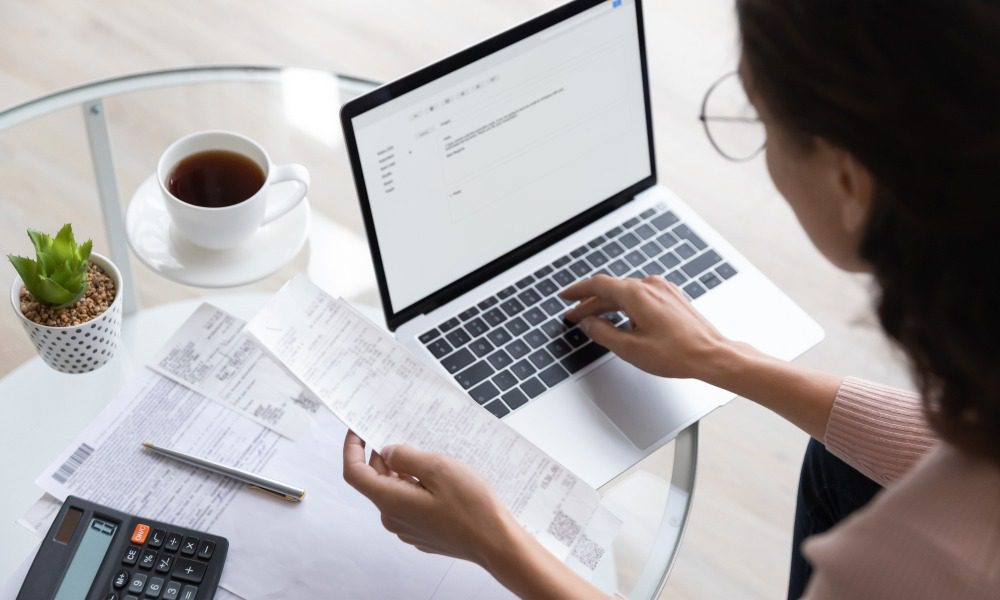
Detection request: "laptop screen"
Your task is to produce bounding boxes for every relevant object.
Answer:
[348,0,652,317]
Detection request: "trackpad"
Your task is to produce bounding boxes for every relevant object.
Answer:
[582,359,704,450]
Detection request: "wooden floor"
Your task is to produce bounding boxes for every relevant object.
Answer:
[0,1,914,598]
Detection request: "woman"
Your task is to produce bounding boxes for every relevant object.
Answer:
[343,0,1000,597]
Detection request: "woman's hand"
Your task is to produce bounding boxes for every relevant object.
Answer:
[561,274,736,382]
[342,431,516,566]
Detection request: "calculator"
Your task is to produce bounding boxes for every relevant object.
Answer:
[18,496,228,600]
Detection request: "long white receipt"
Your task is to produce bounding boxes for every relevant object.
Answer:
[246,276,621,573]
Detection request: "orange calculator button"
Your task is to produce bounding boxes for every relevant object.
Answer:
[131,523,150,544]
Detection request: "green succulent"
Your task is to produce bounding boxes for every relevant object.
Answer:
[8,224,93,308]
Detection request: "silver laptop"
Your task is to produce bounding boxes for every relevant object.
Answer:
[340,0,823,488]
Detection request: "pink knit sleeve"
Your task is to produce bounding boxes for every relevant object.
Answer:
[822,377,937,486]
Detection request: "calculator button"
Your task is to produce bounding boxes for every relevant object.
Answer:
[145,577,164,598]
[104,594,118,600]
[196,540,215,560]
[139,549,157,569]
[114,570,129,588]
[131,524,151,545]
[128,572,148,594]
[147,529,165,548]
[125,596,140,600]
[155,555,173,573]
[180,537,198,556]
[172,557,206,583]
[163,533,182,553]
[123,546,140,565]
[161,581,182,600]
[179,585,199,600]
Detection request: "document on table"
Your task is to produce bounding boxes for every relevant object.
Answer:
[149,303,319,440]
[246,275,622,574]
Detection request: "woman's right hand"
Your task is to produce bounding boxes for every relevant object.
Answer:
[561,274,739,382]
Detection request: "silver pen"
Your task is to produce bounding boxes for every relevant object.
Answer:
[142,442,306,502]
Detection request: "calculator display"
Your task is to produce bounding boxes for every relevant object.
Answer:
[53,518,118,600]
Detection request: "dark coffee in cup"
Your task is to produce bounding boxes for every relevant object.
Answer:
[167,150,266,208]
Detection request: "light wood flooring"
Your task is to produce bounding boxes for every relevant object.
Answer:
[0,1,914,598]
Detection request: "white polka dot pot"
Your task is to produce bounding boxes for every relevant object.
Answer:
[9,252,123,374]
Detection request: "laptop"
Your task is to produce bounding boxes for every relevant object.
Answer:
[340,0,824,488]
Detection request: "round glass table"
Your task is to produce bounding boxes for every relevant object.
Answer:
[0,66,696,600]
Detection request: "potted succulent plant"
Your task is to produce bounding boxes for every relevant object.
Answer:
[8,224,123,373]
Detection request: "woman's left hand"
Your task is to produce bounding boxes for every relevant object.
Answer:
[342,431,516,566]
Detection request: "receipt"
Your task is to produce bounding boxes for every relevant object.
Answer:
[150,303,319,440]
[246,275,621,574]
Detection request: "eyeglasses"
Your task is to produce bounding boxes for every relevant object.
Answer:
[699,71,766,162]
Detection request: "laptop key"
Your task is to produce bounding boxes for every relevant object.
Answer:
[458,307,479,321]
[442,349,475,374]
[535,278,559,297]
[659,252,681,269]
[487,328,512,346]
[623,217,640,228]
[552,269,575,287]
[651,211,679,230]
[717,263,738,279]
[643,261,666,276]
[511,360,536,380]
[487,349,513,370]
[561,342,609,373]
[492,370,518,391]
[528,348,555,369]
[585,251,609,268]
[520,377,547,399]
[604,225,624,238]
[539,364,570,387]
[469,338,494,358]
[665,270,688,286]
[533,265,553,278]
[683,281,707,299]
[426,339,453,358]
[602,240,625,258]
[673,224,707,250]
[635,223,656,240]
[502,388,530,410]
[445,329,471,348]
[700,273,722,289]
[505,316,529,336]
[500,298,525,316]
[418,329,439,343]
[540,298,563,316]
[483,399,510,418]
[482,308,507,327]
[455,360,494,389]
[640,241,662,258]
[553,256,571,268]
[464,317,488,338]
[656,232,679,249]
[523,307,546,326]
[564,328,589,347]
[639,207,656,219]
[439,317,460,332]
[517,288,542,306]
[469,381,500,404]
[676,243,696,260]
[506,339,531,359]
[569,260,591,278]
[525,329,549,349]
[541,319,568,339]
[571,245,589,258]
[588,235,606,249]
[624,250,645,267]
[477,297,498,310]
[515,275,535,289]
[608,260,629,276]
[498,286,517,299]
[546,338,573,358]
[628,270,644,278]
[619,232,640,248]
[681,250,722,277]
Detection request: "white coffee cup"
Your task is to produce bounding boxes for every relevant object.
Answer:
[157,130,310,250]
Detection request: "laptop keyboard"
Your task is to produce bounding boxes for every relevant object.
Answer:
[418,203,738,419]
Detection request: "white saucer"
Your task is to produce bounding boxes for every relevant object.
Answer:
[125,175,310,288]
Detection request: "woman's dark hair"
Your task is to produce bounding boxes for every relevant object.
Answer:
[736,0,1000,464]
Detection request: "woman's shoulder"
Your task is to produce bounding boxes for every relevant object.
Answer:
[802,445,1000,599]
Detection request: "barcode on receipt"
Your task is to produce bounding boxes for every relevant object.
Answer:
[52,443,94,484]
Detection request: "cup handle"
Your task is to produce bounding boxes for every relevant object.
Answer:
[262,163,310,224]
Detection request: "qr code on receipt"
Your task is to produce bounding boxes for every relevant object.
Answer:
[547,510,582,546]
[570,533,605,570]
